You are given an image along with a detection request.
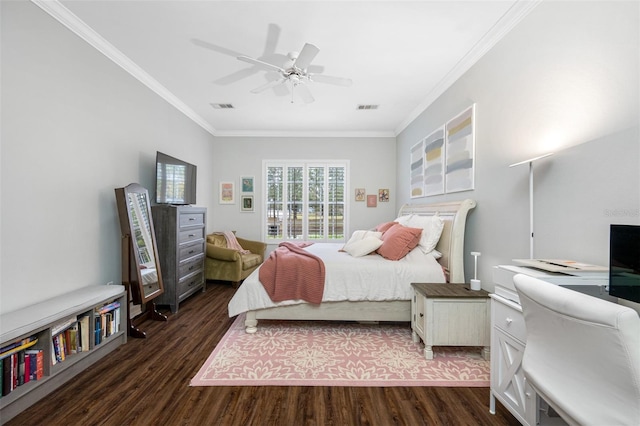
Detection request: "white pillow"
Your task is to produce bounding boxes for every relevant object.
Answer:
[393,215,413,226]
[345,230,383,245]
[343,236,384,257]
[407,214,444,254]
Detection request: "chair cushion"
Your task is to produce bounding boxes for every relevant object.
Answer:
[240,253,262,270]
[207,234,228,248]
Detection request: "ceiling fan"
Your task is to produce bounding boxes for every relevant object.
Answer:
[237,43,352,104]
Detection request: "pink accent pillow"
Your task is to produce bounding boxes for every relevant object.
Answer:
[376,225,422,261]
[375,221,398,233]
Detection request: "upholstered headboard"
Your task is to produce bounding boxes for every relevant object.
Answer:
[398,199,476,283]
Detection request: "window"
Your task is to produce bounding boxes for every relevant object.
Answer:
[265,161,348,242]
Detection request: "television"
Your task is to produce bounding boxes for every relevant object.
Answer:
[609,224,640,304]
[155,151,197,205]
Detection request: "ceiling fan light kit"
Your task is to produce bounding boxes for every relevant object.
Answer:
[237,42,352,104]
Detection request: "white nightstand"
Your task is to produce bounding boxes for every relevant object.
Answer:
[411,282,490,360]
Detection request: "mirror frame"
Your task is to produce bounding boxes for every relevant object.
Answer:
[115,183,165,305]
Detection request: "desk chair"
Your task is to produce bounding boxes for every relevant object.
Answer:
[514,274,640,426]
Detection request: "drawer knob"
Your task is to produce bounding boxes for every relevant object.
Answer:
[505,317,513,325]
[419,313,424,318]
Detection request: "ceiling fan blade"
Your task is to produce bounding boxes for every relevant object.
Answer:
[237,56,284,73]
[293,43,320,70]
[308,65,324,74]
[264,23,281,55]
[214,67,260,85]
[310,74,353,87]
[273,81,290,97]
[251,78,285,94]
[294,83,315,104]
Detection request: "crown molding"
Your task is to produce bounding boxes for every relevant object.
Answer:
[212,129,396,138]
[394,0,542,136]
[31,0,217,137]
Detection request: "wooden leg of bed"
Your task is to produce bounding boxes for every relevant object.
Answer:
[245,311,258,334]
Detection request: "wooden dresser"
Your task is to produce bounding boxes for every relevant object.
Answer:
[151,205,206,313]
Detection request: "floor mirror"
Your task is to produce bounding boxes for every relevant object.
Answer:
[115,183,167,337]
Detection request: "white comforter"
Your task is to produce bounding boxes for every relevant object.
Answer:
[228,243,445,317]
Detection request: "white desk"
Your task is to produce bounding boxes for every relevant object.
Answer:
[488,265,612,426]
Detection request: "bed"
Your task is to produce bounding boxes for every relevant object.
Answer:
[228,199,476,333]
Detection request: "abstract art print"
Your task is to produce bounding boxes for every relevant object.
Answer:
[445,105,475,193]
[423,126,445,196]
[410,139,424,198]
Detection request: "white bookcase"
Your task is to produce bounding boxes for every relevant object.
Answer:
[0,285,127,424]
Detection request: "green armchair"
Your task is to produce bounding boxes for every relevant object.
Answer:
[205,233,267,287]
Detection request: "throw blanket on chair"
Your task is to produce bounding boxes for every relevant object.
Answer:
[216,231,250,254]
[259,242,325,304]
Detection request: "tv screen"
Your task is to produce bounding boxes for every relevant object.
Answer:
[155,151,197,205]
[609,224,640,304]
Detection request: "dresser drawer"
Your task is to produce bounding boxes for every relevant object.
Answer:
[492,297,526,342]
[179,227,204,245]
[179,241,204,261]
[177,271,204,297]
[179,212,205,228]
[179,254,204,278]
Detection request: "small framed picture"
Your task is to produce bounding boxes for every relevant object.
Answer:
[378,188,389,202]
[219,181,235,204]
[241,195,254,212]
[241,176,254,193]
[355,188,365,202]
[367,194,377,208]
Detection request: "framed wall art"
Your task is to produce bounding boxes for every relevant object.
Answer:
[378,189,389,202]
[367,194,377,208]
[241,195,254,212]
[219,181,235,204]
[241,176,254,193]
[355,188,365,201]
[423,126,445,196]
[410,139,425,198]
[445,104,475,193]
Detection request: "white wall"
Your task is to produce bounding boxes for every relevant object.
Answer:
[1,1,216,313]
[396,1,639,291]
[210,136,397,245]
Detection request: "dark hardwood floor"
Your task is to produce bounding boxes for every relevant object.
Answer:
[7,283,519,426]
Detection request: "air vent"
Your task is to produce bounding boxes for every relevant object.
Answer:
[211,103,234,109]
[357,104,379,110]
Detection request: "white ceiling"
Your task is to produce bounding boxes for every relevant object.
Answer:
[41,1,538,137]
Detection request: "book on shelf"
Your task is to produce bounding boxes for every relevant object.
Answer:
[25,349,44,381]
[78,315,90,352]
[2,355,10,396]
[0,337,38,360]
[0,348,44,397]
[51,315,78,336]
[96,300,121,315]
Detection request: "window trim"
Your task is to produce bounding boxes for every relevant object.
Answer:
[262,159,349,243]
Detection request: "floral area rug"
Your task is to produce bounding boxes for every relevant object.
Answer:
[190,313,490,387]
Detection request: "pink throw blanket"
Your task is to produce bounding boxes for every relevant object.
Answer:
[218,231,250,254]
[259,242,325,304]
